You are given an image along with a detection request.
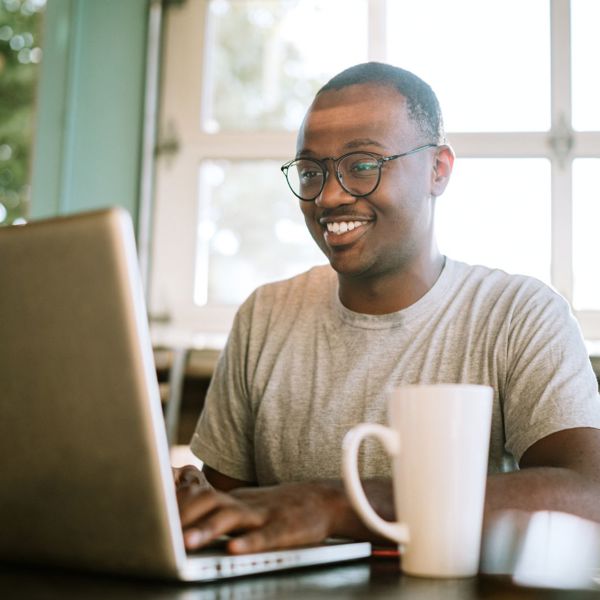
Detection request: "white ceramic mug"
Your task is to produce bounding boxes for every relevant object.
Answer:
[342,384,493,578]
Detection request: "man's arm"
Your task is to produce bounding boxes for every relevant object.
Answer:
[203,465,251,491]
[177,427,600,553]
[484,426,600,525]
[176,462,394,551]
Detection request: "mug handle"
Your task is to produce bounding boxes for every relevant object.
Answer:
[342,423,410,545]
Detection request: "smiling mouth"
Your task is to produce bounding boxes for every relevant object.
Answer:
[325,221,367,235]
[320,218,373,248]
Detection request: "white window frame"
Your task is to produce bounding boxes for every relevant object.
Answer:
[150,0,600,338]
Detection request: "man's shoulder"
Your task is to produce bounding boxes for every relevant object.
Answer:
[443,259,571,325]
[230,265,335,350]
[252,264,335,299]
[448,258,557,300]
[238,264,335,316]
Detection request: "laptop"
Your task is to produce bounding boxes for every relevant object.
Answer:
[0,207,371,581]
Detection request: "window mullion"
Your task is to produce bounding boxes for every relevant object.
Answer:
[551,167,573,303]
[573,132,600,157]
[551,0,572,122]
[447,132,548,157]
[368,0,387,61]
[192,132,298,159]
[550,0,573,303]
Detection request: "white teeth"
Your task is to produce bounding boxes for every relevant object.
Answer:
[326,221,364,234]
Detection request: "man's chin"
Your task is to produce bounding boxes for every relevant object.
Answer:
[328,256,373,279]
[314,239,374,278]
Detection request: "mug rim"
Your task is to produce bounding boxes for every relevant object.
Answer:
[392,383,492,391]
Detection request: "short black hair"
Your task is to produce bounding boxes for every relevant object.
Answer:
[317,62,445,144]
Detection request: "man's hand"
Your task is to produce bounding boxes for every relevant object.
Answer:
[175,465,396,554]
[173,464,212,491]
[177,480,344,554]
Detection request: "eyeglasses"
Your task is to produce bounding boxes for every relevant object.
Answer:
[280,143,437,202]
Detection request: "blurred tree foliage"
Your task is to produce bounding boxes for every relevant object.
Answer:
[209,0,322,131]
[0,0,45,225]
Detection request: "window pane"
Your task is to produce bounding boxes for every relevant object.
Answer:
[195,160,326,305]
[437,159,551,282]
[573,159,600,310]
[386,0,550,132]
[572,0,600,131]
[203,0,368,132]
[0,0,45,226]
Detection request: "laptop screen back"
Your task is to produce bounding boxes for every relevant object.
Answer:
[0,208,185,577]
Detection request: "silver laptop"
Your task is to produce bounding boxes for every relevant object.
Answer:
[0,207,371,581]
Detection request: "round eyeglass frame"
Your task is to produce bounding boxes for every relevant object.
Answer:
[280,143,438,202]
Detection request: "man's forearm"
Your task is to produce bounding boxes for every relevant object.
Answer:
[485,467,600,526]
[323,468,600,544]
[314,479,395,544]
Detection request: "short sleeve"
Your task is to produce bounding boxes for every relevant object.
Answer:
[503,283,600,463]
[190,300,258,483]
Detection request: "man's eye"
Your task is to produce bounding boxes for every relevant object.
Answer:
[300,169,321,181]
[349,160,378,175]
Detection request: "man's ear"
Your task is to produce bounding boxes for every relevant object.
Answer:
[431,145,455,197]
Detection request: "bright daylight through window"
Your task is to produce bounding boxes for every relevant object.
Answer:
[151,0,600,338]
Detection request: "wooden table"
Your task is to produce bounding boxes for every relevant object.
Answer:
[1,556,599,600]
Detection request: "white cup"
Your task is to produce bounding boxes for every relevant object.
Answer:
[342,384,493,578]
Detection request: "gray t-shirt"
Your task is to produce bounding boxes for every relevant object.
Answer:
[191,259,600,485]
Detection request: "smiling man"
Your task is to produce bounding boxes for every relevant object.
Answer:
[176,62,600,554]
[289,80,449,314]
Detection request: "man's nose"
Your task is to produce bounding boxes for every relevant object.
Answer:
[315,171,356,208]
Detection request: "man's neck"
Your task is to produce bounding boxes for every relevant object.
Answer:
[337,252,446,315]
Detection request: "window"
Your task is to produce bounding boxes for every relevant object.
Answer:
[202,0,368,133]
[0,0,45,226]
[573,158,600,311]
[151,0,600,338]
[436,159,552,283]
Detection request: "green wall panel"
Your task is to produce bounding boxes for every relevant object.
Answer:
[31,0,149,223]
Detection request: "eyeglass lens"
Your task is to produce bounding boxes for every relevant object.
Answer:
[286,153,381,200]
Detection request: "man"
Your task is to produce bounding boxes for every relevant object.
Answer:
[176,62,600,554]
